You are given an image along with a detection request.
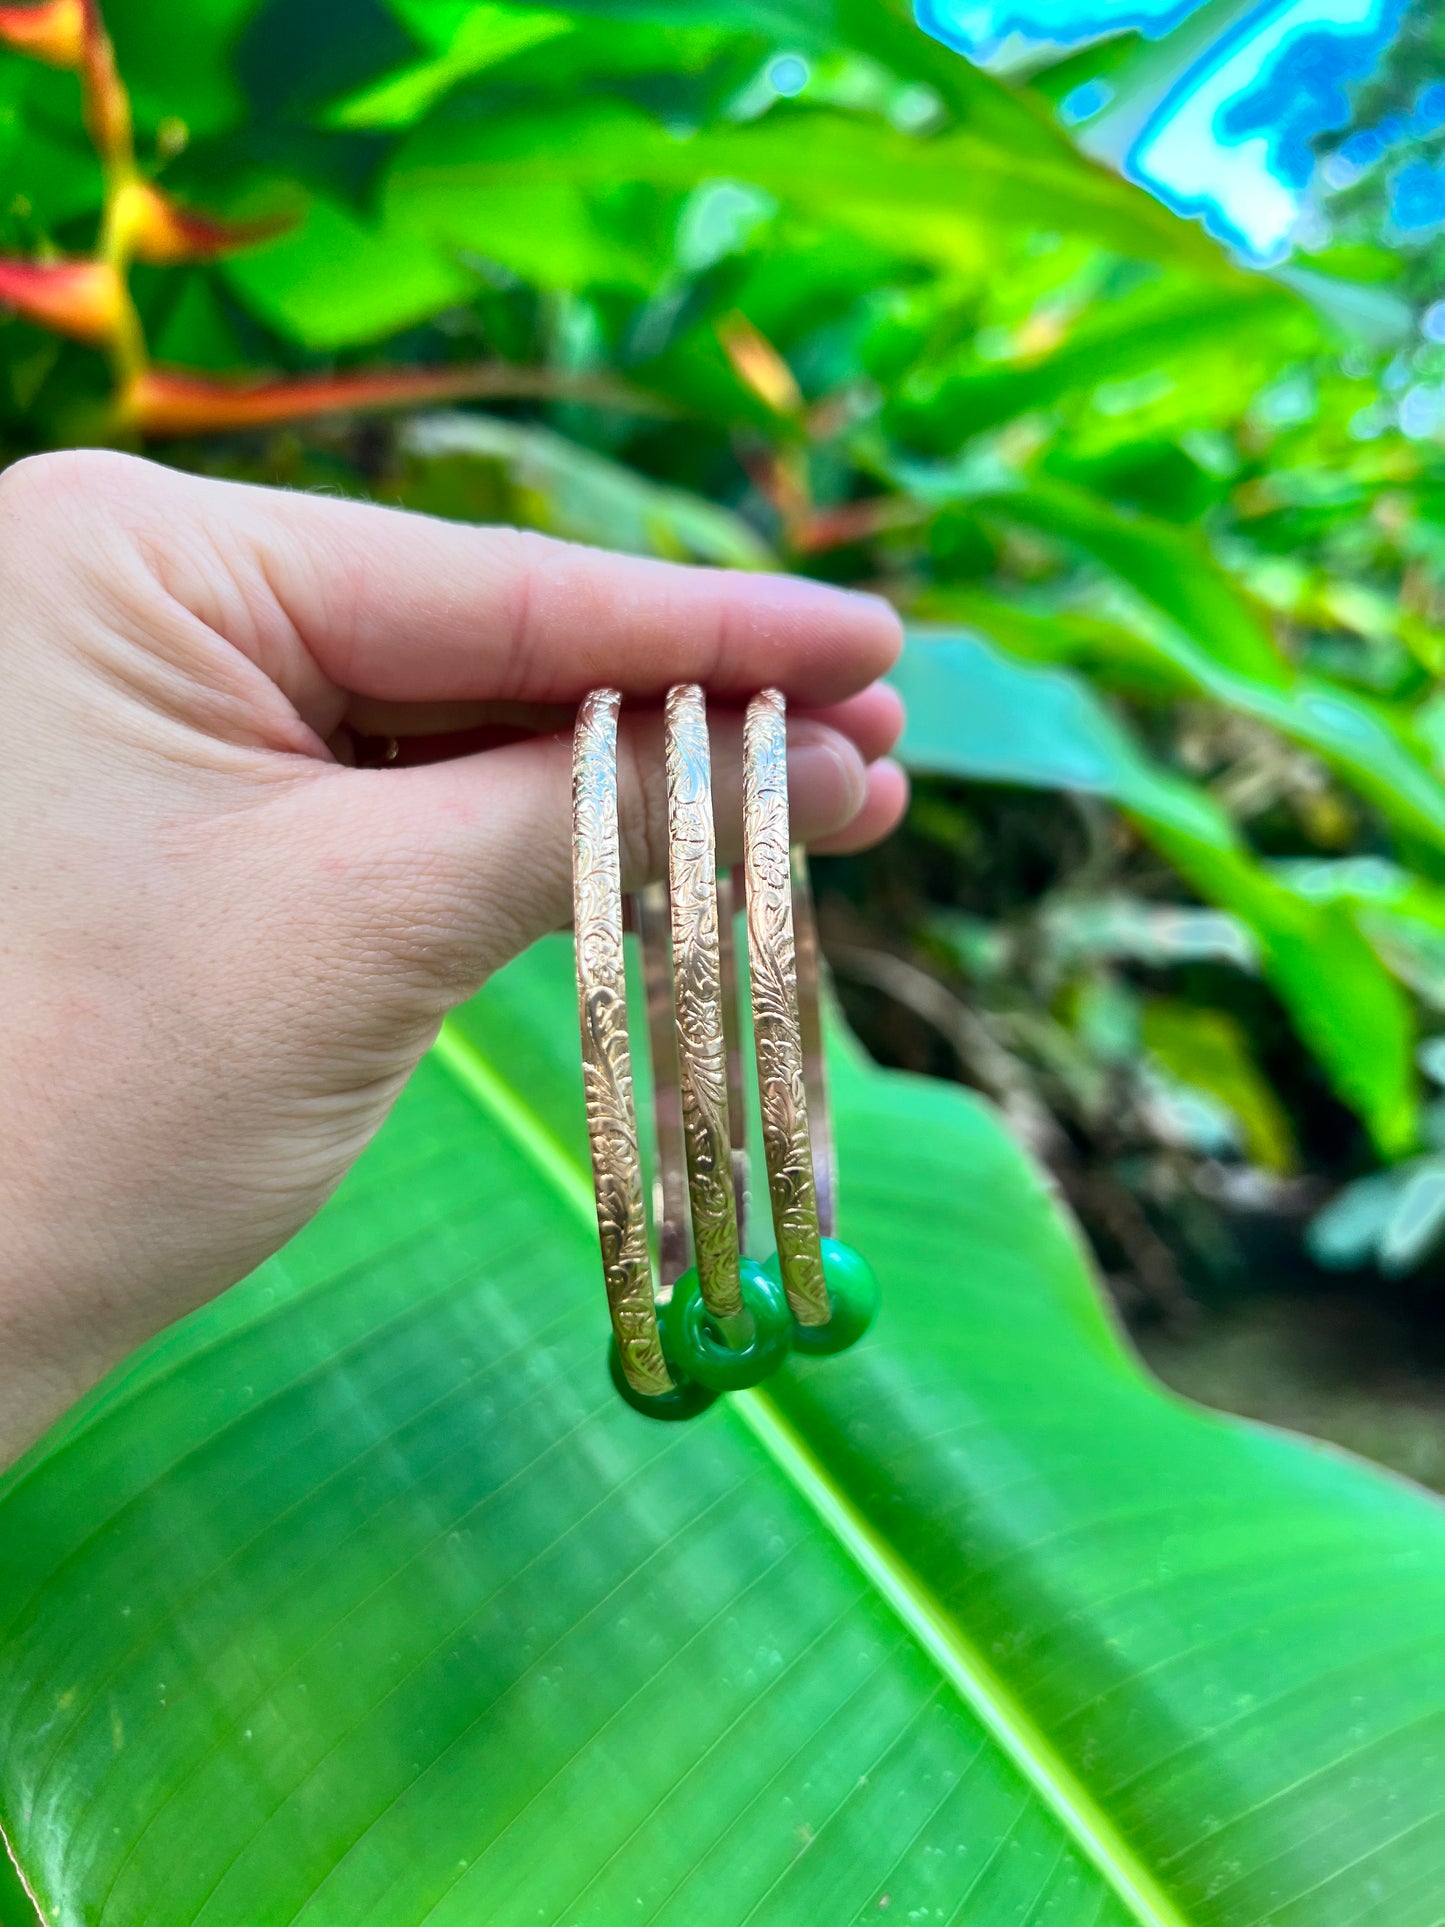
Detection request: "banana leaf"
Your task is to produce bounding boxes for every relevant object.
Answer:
[1,936,1441,1925]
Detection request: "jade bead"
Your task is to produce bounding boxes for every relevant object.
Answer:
[607,1341,717,1422]
[766,1237,880,1355]
[660,1260,793,1392]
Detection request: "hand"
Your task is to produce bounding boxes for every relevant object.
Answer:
[0,449,906,1464]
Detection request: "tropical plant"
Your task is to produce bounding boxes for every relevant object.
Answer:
[3,940,1443,1927]
[2,2,1444,1922]
[0,0,644,433]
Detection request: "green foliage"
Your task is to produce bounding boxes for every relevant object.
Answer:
[1141,998,1299,1173]
[4,4,1445,1916]
[3,940,1443,1926]
[54,0,1427,1180]
[894,634,1418,1156]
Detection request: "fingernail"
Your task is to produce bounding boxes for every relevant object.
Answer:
[788,724,867,837]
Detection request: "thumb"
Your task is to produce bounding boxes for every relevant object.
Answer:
[293,704,872,1007]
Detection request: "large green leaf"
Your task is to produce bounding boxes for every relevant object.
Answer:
[2,937,1442,1925]
[221,191,477,348]
[894,632,1419,1155]
[386,99,1232,280]
[210,0,1230,348]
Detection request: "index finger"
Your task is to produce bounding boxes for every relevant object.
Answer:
[99,457,904,709]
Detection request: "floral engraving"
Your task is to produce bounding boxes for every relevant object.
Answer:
[572,688,671,1394]
[744,689,829,1325]
[667,684,744,1320]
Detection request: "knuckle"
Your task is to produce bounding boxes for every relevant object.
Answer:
[0,447,151,520]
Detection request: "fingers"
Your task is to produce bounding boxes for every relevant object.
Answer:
[339,680,905,766]
[26,450,902,714]
[305,707,881,988]
[808,758,910,854]
[293,517,901,710]
[803,683,905,767]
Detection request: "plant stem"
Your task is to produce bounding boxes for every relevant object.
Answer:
[81,0,146,387]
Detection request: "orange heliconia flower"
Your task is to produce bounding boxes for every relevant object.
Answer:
[0,0,83,67]
[110,180,295,266]
[117,364,629,437]
[77,0,129,163]
[0,258,123,341]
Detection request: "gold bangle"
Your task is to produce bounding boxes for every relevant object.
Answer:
[665,684,745,1322]
[743,688,830,1326]
[571,688,672,1396]
[632,878,691,1300]
[717,863,751,1252]
[791,847,837,1242]
[575,684,865,1406]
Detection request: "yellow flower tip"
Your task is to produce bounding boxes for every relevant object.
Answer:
[0,0,83,68]
[112,180,295,267]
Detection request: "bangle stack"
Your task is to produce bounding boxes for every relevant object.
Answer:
[572,684,879,1421]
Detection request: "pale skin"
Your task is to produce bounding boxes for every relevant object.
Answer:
[0,448,907,1467]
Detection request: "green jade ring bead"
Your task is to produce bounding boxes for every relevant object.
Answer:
[661,1259,793,1392]
[607,1341,718,1422]
[767,1237,880,1355]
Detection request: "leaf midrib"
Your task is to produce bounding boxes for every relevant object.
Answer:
[431,1017,1193,1927]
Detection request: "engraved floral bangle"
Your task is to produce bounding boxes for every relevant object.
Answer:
[571,688,675,1401]
[791,848,837,1242]
[574,686,879,1423]
[744,689,880,1356]
[633,878,691,1301]
[572,692,742,1422]
[641,685,794,1403]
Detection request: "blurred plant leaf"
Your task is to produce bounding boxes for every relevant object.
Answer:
[1382,1161,1445,1273]
[1311,1152,1445,1276]
[890,281,1303,450]
[969,475,1290,684]
[224,170,641,349]
[400,410,775,565]
[218,191,476,347]
[1143,998,1298,1173]
[1037,897,1258,973]
[235,0,419,122]
[895,631,1418,1155]
[385,99,1240,291]
[101,0,264,136]
[328,5,571,130]
[933,521,1445,864]
[1268,859,1445,1015]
